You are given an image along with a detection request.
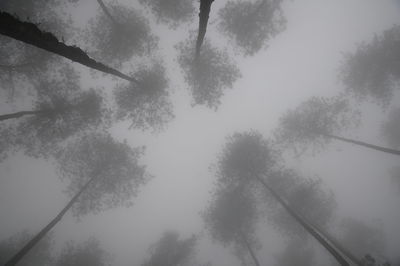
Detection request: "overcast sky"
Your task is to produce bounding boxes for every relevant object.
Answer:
[1,0,400,265]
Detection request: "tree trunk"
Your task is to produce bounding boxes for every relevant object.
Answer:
[238,230,261,266]
[254,175,350,266]
[324,133,400,156]
[0,11,138,84]
[195,0,214,61]
[0,110,45,121]
[5,176,96,266]
[96,0,119,25]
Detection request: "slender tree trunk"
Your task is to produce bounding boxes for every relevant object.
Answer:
[5,176,96,266]
[195,0,214,61]
[308,222,362,266]
[97,0,119,25]
[238,230,261,266]
[0,11,138,84]
[254,175,350,266]
[0,110,45,121]
[324,133,400,156]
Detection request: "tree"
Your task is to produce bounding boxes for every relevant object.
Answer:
[54,238,112,266]
[88,1,157,66]
[218,0,285,56]
[0,232,53,266]
[114,62,174,131]
[341,25,400,107]
[217,131,350,266]
[381,107,400,149]
[5,132,148,265]
[273,238,315,266]
[141,231,197,266]
[204,184,262,266]
[139,0,195,29]
[0,76,107,159]
[0,11,137,82]
[195,0,215,60]
[275,96,400,156]
[177,38,241,109]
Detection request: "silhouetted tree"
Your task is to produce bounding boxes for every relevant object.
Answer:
[0,11,137,82]
[217,131,350,265]
[0,232,53,266]
[275,96,400,156]
[54,238,112,266]
[203,184,262,266]
[114,62,174,131]
[88,1,157,66]
[177,38,241,109]
[218,0,285,56]
[141,231,197,266]
[341,25,400,107]
[195,0,215,60]
[139,0,195,28]
[5,132,148,265]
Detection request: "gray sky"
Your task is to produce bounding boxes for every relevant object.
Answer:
[1,0,400,265]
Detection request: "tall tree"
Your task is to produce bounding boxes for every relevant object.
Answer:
[0,232,53,266]
[177,38,241,109]
[195,0,215,60]
[275,96,400,156]
[0,11,137,82]
[88,1,157,66]
[5,132,148,265]
[139,0,195,29]
[341,25,400,107]
[218,0,286,56]
[217,131,350,265]
[114,62,174,131]
[141,231,197,266]
[54,238,113,266]
[0,76,107,159]
[203,184,262,266]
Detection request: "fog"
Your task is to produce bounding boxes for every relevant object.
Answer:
[0,0,400,265]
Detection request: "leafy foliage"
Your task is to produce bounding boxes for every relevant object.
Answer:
[218,0,286,56]
[141,231,197,266]
[114,62,174,131]
[139,0,195,28]
[341,25,400,107]
[275,96,360,154]
[56,132,148,217]
[177,38,241,109]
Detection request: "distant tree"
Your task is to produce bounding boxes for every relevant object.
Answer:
[114,62,174,131]
[88,1,158,66]
[218,0,285,56]
[275,96,400,156]
[217,131,350,266]
[141,231,197,266]
[139,0,195,28]
[381,107,400,149]
[177,38,241,109]
[273,238,315,266]
[0,76,107,159]
[203,184,262,266]
[341,25,400,107]
[0,232,53,266]
[5,132,148,265]
[54,238,112,266]
[389,166,400,194]
[195,0,215,60]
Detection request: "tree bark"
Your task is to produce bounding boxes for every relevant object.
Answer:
[96,0,119,25]
[324,133,400,156]
[254,174,350,266]
[0,110,45,121]
[0,11,138,84]
[195,0,214,61]
[238,230,261,266]
[5,176,96,266]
